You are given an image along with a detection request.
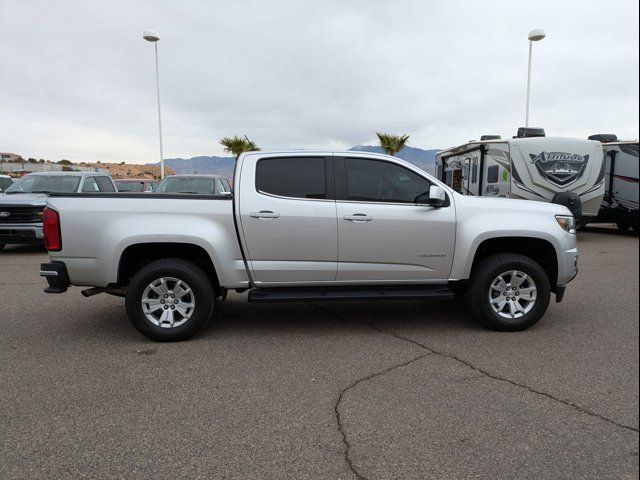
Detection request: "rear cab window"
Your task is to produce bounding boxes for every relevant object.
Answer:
[255,157,327,199]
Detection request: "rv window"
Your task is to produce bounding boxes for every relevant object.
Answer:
[445,170,453,186]
[487,166,499,184]
[472,161,478,183]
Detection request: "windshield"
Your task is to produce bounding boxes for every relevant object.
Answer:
[115,180,143,192]
[5,174,81,194]
[154,177,216,194]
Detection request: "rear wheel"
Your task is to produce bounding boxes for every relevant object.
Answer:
[0,243,5,251]
[469,253,551,331]
[125,258,215,341]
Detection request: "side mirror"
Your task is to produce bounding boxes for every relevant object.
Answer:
[415,186,447,207]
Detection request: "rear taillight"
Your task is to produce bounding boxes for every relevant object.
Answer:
[43,207,62,251]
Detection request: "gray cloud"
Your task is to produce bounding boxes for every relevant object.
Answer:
[1,0,638,163]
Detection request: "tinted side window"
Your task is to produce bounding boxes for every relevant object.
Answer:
[82,177,99,192]
[256,157,325,199]
[487,165,499,184]
[345,158,431,203]
[472,160,478,183]
[96,176,116,192]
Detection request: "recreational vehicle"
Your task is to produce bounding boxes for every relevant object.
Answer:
[588,134,639,232]
[435,128,605,224]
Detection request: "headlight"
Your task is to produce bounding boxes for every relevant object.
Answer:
[555,215,576,234]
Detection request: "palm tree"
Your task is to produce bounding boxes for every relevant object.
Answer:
[219,135,260,160]
[376,132,410,156]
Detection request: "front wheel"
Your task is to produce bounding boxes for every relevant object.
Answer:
[0,243,5,251]
[469,253,551,331]
[125,258,215,341]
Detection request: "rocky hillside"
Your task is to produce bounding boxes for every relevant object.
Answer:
[85,162,175,179]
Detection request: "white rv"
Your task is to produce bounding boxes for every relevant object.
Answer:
[435,128,605,224]
[587,134,639,232]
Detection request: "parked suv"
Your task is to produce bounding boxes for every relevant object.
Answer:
[0,171,116,250]
[153,174,232,195]
[114,178,158,192]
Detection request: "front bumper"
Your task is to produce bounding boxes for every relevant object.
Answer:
[40,261,70,293]
[554,242,579,302]
[557,246,579,286]
[0,223,44,244]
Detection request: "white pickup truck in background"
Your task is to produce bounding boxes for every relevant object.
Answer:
[40,151,579,341]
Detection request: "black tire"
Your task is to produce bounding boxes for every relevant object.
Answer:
[617,222,631,232]
[0,243,5,251]
[468,253,551,332]
[125,258,215,341]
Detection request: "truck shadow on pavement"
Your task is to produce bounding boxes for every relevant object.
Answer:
[62,294,482,344]
[203,296,482,338]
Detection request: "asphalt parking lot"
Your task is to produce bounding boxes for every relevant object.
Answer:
[1,226,638,479]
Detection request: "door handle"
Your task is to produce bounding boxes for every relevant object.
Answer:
[344,214,373,222]
[249,210,280,219]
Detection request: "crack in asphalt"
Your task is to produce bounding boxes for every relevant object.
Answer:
[369,322,640,434]
[335,354,428,480]
[309,303,639,480]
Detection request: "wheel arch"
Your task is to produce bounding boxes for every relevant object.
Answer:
[469,236,559,289]
[117,242,220,293]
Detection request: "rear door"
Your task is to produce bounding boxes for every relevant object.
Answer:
[238,154,337,285]
[335,156,456,282]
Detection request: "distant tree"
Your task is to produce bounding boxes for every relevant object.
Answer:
[61,166,77,172]
[38,159,45,163]
[57,159,72,165]
[28,157,38,163]
[219,135,259,160]
[376,133,410,156]
[120,162,125,165]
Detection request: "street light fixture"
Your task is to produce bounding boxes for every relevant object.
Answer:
[143,29,164,179]
[525,29,546,127]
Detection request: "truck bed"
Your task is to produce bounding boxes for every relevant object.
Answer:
[45,193,248,288]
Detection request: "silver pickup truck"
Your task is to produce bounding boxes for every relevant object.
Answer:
[40,151,579,341]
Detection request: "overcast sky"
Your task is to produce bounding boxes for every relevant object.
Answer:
[1,0,638,164]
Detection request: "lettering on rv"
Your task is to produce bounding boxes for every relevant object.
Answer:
[529,151,589,186]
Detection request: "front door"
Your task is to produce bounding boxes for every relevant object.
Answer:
[335,156,456,283]
[238,155,337,285]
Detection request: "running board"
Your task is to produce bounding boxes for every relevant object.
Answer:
[248,286,455,303]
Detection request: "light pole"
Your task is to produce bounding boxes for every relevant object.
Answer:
[525,29,546,127]
[143,29,164,179]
